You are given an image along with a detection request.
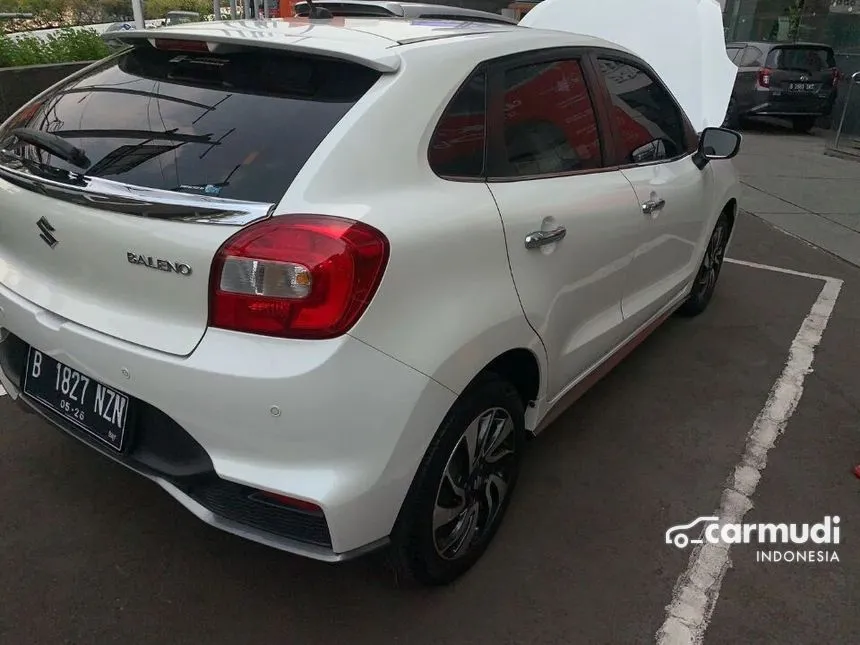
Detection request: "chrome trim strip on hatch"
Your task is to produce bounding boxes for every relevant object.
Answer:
[0,160,275,226]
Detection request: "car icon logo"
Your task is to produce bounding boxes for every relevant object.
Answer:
[665,516,720,549]
[37,216,58,248]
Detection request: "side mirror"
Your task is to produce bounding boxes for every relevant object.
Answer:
[692,127,742,170]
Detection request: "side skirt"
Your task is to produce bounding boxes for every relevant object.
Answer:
[529,289,689,436]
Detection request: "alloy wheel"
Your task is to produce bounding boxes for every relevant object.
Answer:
[432,407,517,561]
[695,222,727,297]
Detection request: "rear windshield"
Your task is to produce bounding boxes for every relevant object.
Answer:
[766,46,836,71]
[0,44,381,204]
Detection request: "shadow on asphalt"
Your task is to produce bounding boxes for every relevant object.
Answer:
[735,116,830,137]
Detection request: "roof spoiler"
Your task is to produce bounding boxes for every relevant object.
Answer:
[102,28,402,73]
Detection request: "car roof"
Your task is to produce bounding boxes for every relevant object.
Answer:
[107,16,627,72]
[292,0,518,25]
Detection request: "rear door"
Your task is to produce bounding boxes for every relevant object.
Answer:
[0,40,382,355]
[734,44,766,112]
[765,44,837,98]
[590,52,709,330]
[485,49,643,402]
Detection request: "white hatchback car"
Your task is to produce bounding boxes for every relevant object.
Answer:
[0,5,741,586]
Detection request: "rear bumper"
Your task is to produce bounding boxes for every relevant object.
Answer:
[0,282,456,559]
[746,90,835,118]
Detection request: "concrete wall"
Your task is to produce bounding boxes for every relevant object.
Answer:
[0,61,93,123]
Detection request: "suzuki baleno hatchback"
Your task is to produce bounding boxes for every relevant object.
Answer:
[0,9,742,585]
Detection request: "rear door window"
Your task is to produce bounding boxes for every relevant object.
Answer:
[494,58,603,178]
[0,44,381,204]
[766,46,836,71]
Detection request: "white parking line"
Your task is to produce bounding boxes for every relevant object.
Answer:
[656,258,844,645]
[725,257,839,282]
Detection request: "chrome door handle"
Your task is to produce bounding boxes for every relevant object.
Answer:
[525,226,567,249]
[641,197,666,215]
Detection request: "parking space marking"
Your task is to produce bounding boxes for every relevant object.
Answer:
[657,259,843,645]
[725,257,840,282]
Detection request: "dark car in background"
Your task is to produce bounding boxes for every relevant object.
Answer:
[723,41,839,133]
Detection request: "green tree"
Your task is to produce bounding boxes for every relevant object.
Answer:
[144,0,213,19]
[0,27,110,67]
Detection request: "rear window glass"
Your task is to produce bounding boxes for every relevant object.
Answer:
[0,45,381,204]
[766,46,836,71]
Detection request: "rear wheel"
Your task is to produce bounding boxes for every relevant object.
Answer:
[677,212,730,317]
[791,116,816,133]
[389,373,525,586]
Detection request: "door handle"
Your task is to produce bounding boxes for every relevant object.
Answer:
[525,226,566,249]
[641,197,666,215]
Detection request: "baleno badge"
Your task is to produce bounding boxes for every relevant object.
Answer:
[127,252,192,276]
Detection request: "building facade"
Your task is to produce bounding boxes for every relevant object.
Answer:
[485,0,859,55]
[723,0,859,53]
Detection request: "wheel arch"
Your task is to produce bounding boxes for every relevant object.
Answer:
[471,347,542,410]
[724,197,738,226]
[723,197,738,245]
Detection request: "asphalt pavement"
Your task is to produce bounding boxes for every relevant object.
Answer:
[734,119,860,267]
[2,148,859,644]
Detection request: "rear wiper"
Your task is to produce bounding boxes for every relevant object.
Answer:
[11,127,90,169]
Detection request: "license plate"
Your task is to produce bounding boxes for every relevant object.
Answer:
[788,83,817,91]
[23,348,132,452]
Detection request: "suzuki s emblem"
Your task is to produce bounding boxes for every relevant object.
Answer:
[36,216,58,248]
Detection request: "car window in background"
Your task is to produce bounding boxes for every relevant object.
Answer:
[497,58,602,178]
[739,46,764,67]
[766,46,836,71]
[726,47,743,64]
[0,46,381,204]
[596,58,686,164]
[428,71,487,178]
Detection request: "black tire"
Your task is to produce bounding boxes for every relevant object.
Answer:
[791,117,816,133]
[389,372,525,587]
[677,211,730,317]
[722,96,740,130]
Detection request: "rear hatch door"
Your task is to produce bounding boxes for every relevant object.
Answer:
[766,44,837,94]
[0,38,382,355]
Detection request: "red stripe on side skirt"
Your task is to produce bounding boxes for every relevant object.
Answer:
[534,305,678,434]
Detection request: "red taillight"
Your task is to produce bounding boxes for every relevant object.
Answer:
[758,67,772,88]
[209,215,389,339]
[153,38,210,52]
[832,67,842,83]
